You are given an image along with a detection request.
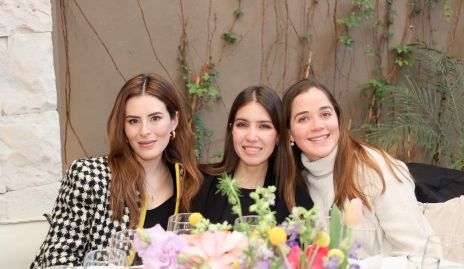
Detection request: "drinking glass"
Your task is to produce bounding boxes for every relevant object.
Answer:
[348,224,383,269]
[110,229,142,266]
[166,213,194,234]
[423,234,464,266]
[83,248,128,268]
[234,215,260,226]
[407,255,439,269]
[316,214,332,232]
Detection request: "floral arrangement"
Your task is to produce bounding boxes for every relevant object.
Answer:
[134,174,364,269]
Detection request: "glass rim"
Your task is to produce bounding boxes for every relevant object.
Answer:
[427,233,464,243]
[406,254,440,264]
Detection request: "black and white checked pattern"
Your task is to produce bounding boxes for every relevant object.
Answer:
[30,156,130,268]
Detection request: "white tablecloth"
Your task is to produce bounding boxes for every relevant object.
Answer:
[381,256,464,269]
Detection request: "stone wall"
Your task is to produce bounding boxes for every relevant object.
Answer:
[0,0,61,221]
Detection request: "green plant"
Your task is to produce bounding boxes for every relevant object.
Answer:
[222,32,241,43]
[392,44,415,67]
[368,47,464,167]
[362,79,392,135]
[336,0,374,47]
[179,36,220,160]
[234,8,244,18]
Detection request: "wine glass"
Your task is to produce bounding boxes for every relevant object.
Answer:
[110,229,142,266]
[166,213,194,234]
[423,234,464,267]
[83,248,128,268]
[348,224,383,269]
[234,215,260,226]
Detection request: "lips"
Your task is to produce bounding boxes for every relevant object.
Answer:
[308,134,330,142]
[242,145,262,154]
[138,140,156,148]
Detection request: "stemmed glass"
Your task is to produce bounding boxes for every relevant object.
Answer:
[422,234,464,268]
[110,229,142,266]
[348,224,383,269]
[83,248,128,268]
[166,213,194,234]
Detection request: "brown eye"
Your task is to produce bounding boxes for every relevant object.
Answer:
[128,119,138,124]
[234,121,248,128]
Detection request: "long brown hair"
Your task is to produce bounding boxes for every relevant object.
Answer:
[202,85,299,210]
[283,79,405,210]
[107,73,202,227]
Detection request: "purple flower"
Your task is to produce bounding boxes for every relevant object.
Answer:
[134,225,187,269]
[254,259,271,269]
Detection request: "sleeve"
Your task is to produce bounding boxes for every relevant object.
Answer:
[364,154,434,256]
[30,159,96,268]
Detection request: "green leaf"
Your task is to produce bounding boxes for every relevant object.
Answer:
[329,204,342,249]
[234,8,244,18]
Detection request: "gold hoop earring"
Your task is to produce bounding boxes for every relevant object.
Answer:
[170,130,176,140]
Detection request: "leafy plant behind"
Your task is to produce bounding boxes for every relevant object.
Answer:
[368,46,464,169]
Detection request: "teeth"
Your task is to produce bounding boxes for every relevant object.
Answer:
[243,146,261,153]
[310,135,328,141]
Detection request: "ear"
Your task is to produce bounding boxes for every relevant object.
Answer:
[288,130,294,143]
[171,111,179,131]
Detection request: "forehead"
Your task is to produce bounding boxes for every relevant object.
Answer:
[292,87,333,112]
[235,102,272,120]
[125,94,168,114]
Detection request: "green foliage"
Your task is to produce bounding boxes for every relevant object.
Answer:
[368,47,464,167]
[302,32,312,41]
[392,44,415,66]
[193,115,214,158]
[362,79,392,103]
[443,1,453,22]
[328,205,342,249]
[336,0,374,47]
[366,47,375,57]
[179,51,220,159]
[222,32,241,43]
[452,144,464,170]
[339,34,353,47]
[217,173,243,220]
[234,8,244,18]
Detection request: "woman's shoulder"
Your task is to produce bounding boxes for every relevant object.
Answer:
[66,156,111,184]
[68,156,109,169]
[360,144,407,169]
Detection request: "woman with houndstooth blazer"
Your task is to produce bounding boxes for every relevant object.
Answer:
[31,73,202,268]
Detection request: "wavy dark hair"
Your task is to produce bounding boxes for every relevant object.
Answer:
[202,85,299,209]
[283,79,406,210]
[107,73,202,227]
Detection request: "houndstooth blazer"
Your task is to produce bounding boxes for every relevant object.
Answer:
[30,156,131,268]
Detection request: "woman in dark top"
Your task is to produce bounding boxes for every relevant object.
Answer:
[31,73,202,268]
[191,86,313,224]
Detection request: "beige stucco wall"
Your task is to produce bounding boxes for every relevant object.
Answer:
[54,1,464,168]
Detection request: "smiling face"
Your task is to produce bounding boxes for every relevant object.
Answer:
[289,87,339,161]
[124,95,178,164]
[232,102,278,169]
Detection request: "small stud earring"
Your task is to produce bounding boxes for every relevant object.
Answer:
[290,140,295,146]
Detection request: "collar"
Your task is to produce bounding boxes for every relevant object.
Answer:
[301,146,338,177]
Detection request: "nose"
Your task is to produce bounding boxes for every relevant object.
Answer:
[310,117,324,130]
[245,126,259,141]
[140,120,151,136]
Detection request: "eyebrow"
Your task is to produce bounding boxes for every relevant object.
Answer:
[234,118,273,124]
[125,112,163,118]
[293,106,334,120]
